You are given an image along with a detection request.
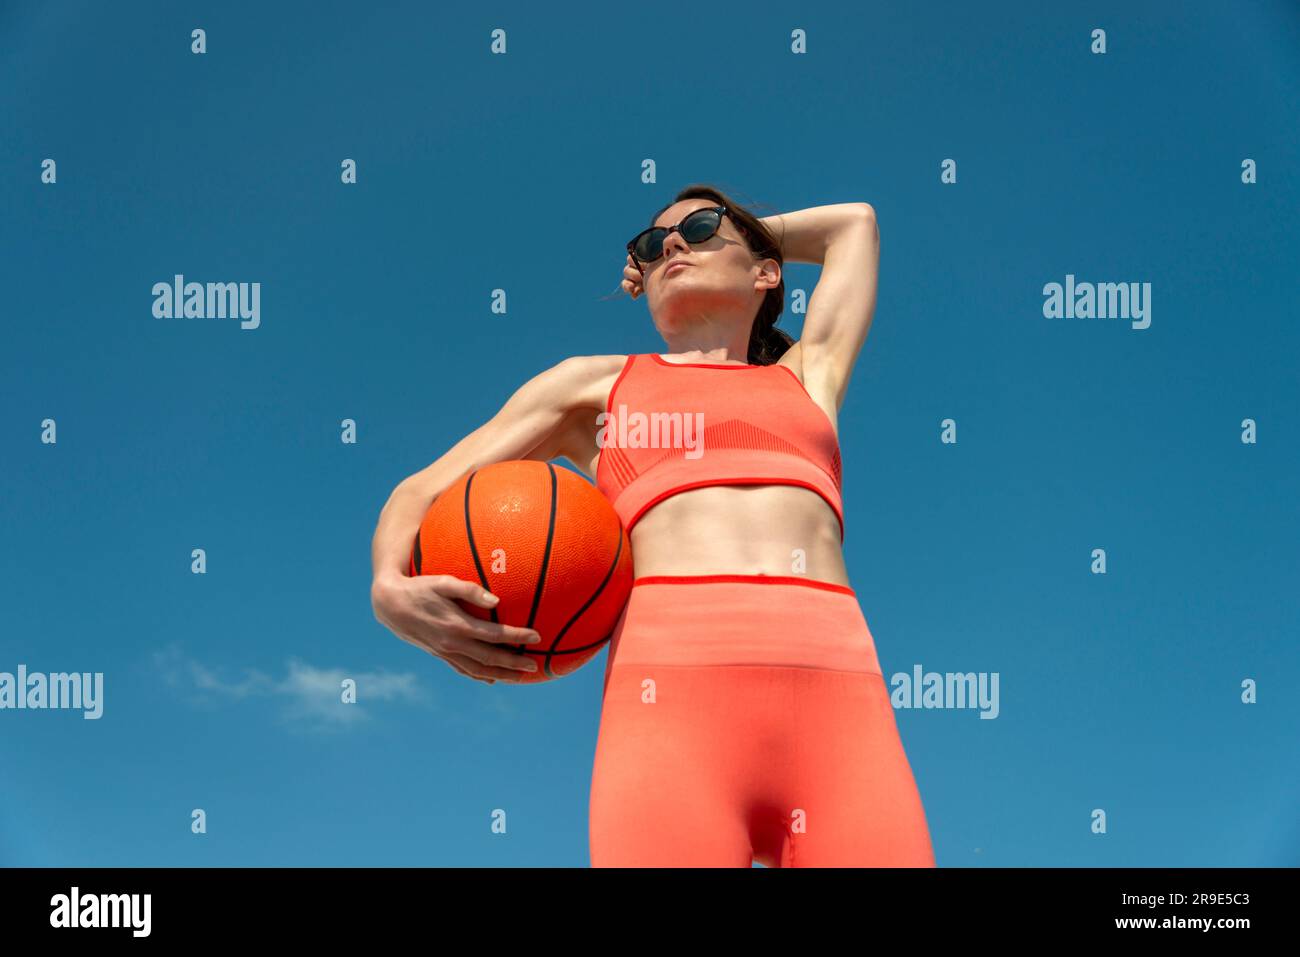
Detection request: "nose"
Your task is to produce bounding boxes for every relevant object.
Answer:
[659,228,690,261]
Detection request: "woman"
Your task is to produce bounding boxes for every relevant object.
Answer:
[370,184,936,867]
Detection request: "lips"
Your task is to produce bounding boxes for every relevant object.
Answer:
[664,261,692,276]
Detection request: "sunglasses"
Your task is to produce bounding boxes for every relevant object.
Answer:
[626,205,734,275]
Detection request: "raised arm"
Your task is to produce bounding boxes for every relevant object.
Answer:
[762,203,879,414]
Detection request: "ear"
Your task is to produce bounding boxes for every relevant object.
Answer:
[754,257,782,292]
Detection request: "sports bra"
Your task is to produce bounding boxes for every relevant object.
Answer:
[594,353,845,541]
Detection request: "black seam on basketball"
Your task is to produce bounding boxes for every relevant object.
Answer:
[411,529,422,575]
[506,638,610,657]
[548,526,625,653]
[463,470,498,625]
[536,633,615,655]
[525,463,558,630]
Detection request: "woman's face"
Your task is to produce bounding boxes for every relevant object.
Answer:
[640,200,777,328]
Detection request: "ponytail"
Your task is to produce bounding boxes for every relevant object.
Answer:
[746,296,794,365]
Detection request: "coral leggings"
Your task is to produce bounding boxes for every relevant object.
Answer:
[588,575,936,867]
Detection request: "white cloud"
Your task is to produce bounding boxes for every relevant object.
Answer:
[152,644,426,729]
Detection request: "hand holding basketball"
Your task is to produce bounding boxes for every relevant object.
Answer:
[408,460,634,684]
[372,572,543,684]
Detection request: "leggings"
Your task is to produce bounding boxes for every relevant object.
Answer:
[588,575,936,867]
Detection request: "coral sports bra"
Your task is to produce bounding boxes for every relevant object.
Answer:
[594,353,845,542]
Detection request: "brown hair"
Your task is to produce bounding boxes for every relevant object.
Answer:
[634,184,794,366]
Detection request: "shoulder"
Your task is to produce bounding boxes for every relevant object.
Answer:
[549,353,633,377]
[525,354,633,411]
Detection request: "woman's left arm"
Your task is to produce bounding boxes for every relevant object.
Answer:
[760,203,879,411]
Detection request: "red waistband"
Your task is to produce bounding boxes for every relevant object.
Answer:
[632,574,855,596]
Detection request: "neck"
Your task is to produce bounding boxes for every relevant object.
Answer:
[661,324,751,365]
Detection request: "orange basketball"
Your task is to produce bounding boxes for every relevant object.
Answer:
[409,460,634,683]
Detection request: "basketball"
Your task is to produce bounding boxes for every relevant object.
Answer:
[409,460,634,682]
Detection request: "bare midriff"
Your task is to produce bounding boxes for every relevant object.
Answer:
[626,484,849,586]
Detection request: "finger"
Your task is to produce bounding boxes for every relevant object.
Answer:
[457,615,543,647]
[446,634,542,674]
[394,634,492,683]
[447,656,500,684]
[445,648,535,681]
[441,655,493,684]
[421,574,501,611]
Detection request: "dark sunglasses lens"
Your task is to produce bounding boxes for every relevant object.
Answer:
[633,210,720,263]
[635,230,664,262]
[682,209,720,241]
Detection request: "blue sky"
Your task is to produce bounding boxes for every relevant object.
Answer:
[1,0,1297,867]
